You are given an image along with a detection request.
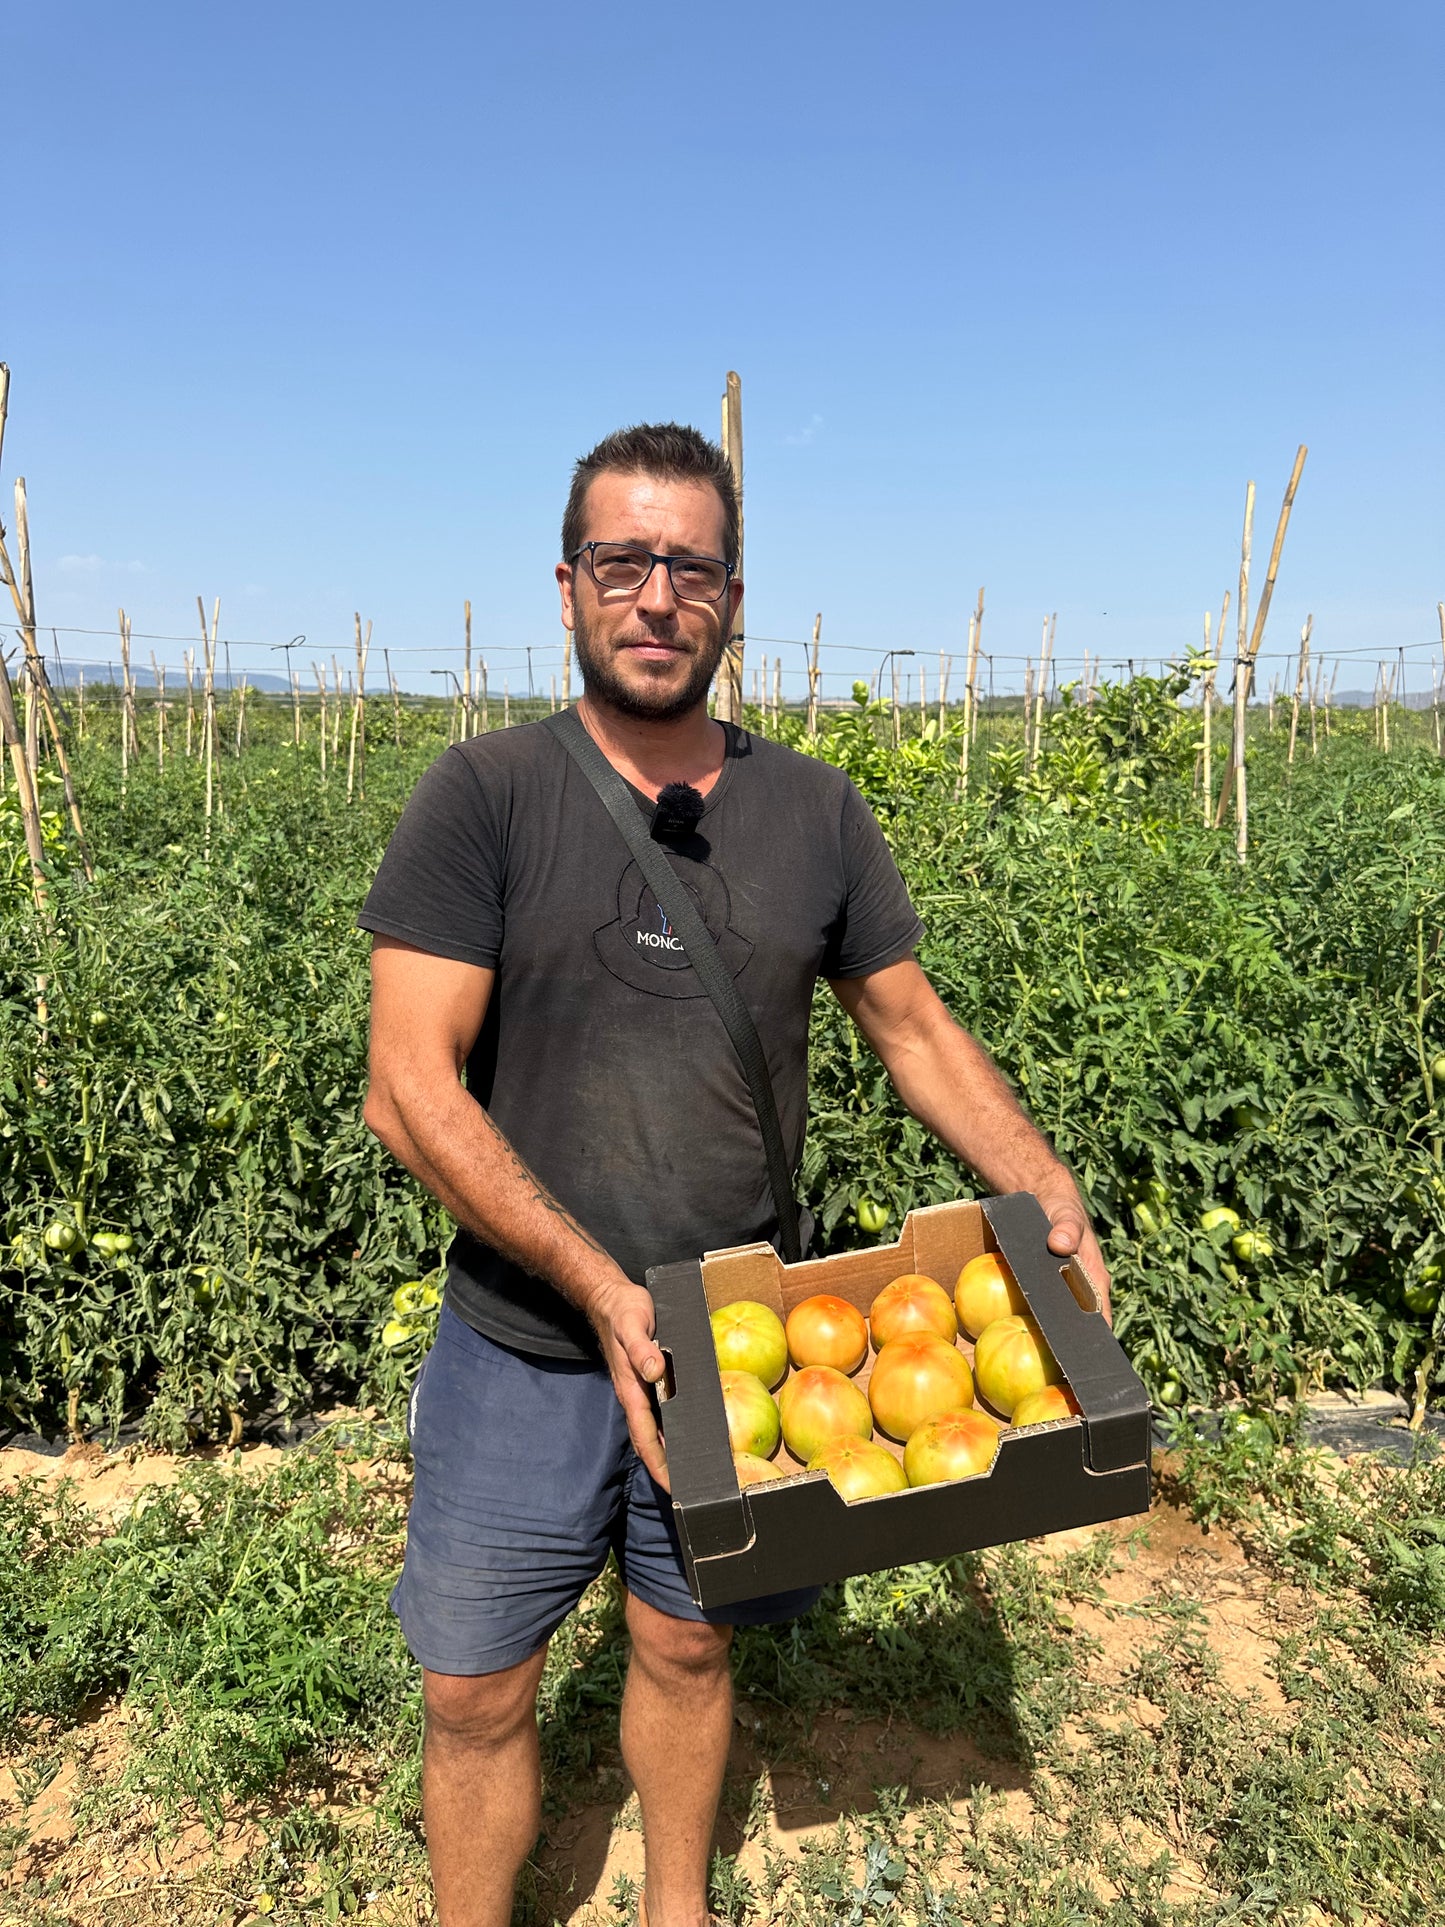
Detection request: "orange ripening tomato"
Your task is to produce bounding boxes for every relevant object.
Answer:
[808,1435,908,1500]
[904,1407,1003,1486]
[869,1273,958,1349]
[953,1252,1027,1339]
[785,1293,869,1373]
[778,1365,873,1461]
[1010,1385,1078,1428]
[867,1332,974,1441]
[973,1315,1063,1417]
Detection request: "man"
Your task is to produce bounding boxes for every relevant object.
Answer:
[360,422,1110,1927]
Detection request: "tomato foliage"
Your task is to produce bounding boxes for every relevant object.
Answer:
[2,682,1443,1439]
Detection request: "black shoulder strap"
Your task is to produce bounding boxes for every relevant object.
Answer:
[543,706,802,1264]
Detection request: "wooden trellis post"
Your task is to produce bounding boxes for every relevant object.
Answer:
[314,663,329,779]
[0,648,47,913]
[562,629,573,708]
[715,371,745,724]
[958,587,985,793]
[463,602,474,738]
[1215,446,1308,837]
[383,648,403,747]
[937,651,951,733]
[347,615,371,801]
[807,613,822,738]
[184,649,196,754]
[1288,615,1312,764]
[199,597,220,845]
[1029,613,1055,772]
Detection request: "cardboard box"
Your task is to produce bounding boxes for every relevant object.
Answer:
[648,1193,1151,1609]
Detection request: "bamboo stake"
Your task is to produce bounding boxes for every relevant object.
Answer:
[1225,482,1255,856]
[713,370,745,725]
[1201,608,1220,827]
[314,663,329,779]
[184,650,196,755]
[78,668,85,743]
[1023,662,1035,767]
[808,614,822,738]
[1215,448,1308,826]
[503,680,511,729]
[480,659,490,730]
[1325,662,1338,737]
[562,630,573,708]
[890,655,902,749]
[958,589,985,792]
[1267,674,1278,733]
[1383,662,1396,754]
[550,675,557,713]
[330,656,343,760]
[1030,614,1055,771]
[290,667,303,748]
[117,610,133,794]
[383,648,402,747]
[151,653,167,770]
[1288,616,1312,765]
[774,655,783,732]
[347,615,371,802]
[1308,659,1321,755]
[199,596,219,847]
[937,652,951,733]
[463,602,474,738]
[1432,666,1442,758]
[0,648,47,913]
[918,657,927,734]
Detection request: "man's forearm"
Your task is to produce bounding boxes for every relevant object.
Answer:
[363,1073,624,1316]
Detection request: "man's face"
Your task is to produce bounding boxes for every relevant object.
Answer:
[556,471,742,722]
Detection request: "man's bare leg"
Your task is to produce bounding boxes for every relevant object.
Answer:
[422,1648,550,1927]
[620,1592,733,1927]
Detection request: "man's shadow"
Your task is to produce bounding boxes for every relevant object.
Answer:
[522,1554,1030,1924]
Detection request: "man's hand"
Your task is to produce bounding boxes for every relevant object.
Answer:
[1035,1179,1113,1324]
[589,1278,671,1491]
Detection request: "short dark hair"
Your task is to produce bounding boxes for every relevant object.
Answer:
[562,422,740,569]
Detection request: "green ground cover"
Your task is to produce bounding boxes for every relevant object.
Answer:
[1,1425,1441,1924]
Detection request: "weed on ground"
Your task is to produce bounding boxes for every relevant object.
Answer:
[1,1426,1441,1925]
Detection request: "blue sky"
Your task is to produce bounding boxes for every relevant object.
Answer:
[6,1,1441,699]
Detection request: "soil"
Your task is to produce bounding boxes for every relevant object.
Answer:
[0,1440,1409,1925]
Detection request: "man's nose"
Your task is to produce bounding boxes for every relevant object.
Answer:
[637,558,679,615]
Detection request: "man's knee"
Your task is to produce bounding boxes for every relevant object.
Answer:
[423,1650,547,1750]
[626,1594,733,1680]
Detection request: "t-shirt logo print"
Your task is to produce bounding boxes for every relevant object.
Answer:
[594,856,754,999]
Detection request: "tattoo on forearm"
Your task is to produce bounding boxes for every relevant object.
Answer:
[472,1103,610,1263]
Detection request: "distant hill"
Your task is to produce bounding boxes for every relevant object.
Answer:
[52,663,293,693]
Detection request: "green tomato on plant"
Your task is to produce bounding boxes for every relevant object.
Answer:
[855,1197,891,1235]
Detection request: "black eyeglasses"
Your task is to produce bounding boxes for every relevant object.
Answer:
[569,542,735,604]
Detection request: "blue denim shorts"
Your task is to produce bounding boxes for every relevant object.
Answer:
[392,1305,821,1675]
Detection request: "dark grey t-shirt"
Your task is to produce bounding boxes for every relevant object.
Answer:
[358,719,923,1359]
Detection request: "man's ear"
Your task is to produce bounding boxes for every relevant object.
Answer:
[556,559,576,631]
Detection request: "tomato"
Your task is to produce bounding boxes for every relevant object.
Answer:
[1132,1201,1161,1238]
[381,1317,420,1349]
[43,1221,81,1254]
[88,1009,110,1032]
[973,1315,1062,1418]
[1143,1178,1170,1208]
[719,1370,781,1459]
[1430,1052,1445,1085]
[1154,1378,1184,1408]
[92,1231,134,1258]
[1199,1206,1241,1235]
[869,1274,958,1349]
[785,1294,869,1373]
[1011,1385,1078,1427]
[855,1197,891,1235]
[734,1451,786,1488]
[1230,1230,1273,1266]
[1402,1282,1441,1317]
[868,1332,974,1441]
[779,1365,872,1461]
[953,1253,1026,1339]
[711,1301,789,1389]
[808,1435,908,1500]
[903,1407,1002,1487]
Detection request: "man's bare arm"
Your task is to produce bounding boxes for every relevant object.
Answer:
[363,934,671,1484]
[829,957,1112,1319]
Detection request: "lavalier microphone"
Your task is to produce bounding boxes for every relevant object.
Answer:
[651,781,705,841]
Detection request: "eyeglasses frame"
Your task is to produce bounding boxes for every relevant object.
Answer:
[567,541,737,605]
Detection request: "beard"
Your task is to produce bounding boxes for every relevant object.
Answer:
[572,607,727,722]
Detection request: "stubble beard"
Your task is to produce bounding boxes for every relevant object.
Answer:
[572,607,727,723]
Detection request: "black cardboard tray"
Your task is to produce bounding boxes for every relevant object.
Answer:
[648,1194,1151,1609]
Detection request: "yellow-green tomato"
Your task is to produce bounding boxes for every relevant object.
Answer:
[1231,1231,1273,1265]
[856,1197,892,1235]
[1199,1207,1242,1235]
[381,1317,421,1350]
[719,1370,781,1458]
[711,1301,788,1388]
[43,1221,81,1253]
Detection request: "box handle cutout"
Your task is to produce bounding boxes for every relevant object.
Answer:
[1061,1258,1103,1315]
